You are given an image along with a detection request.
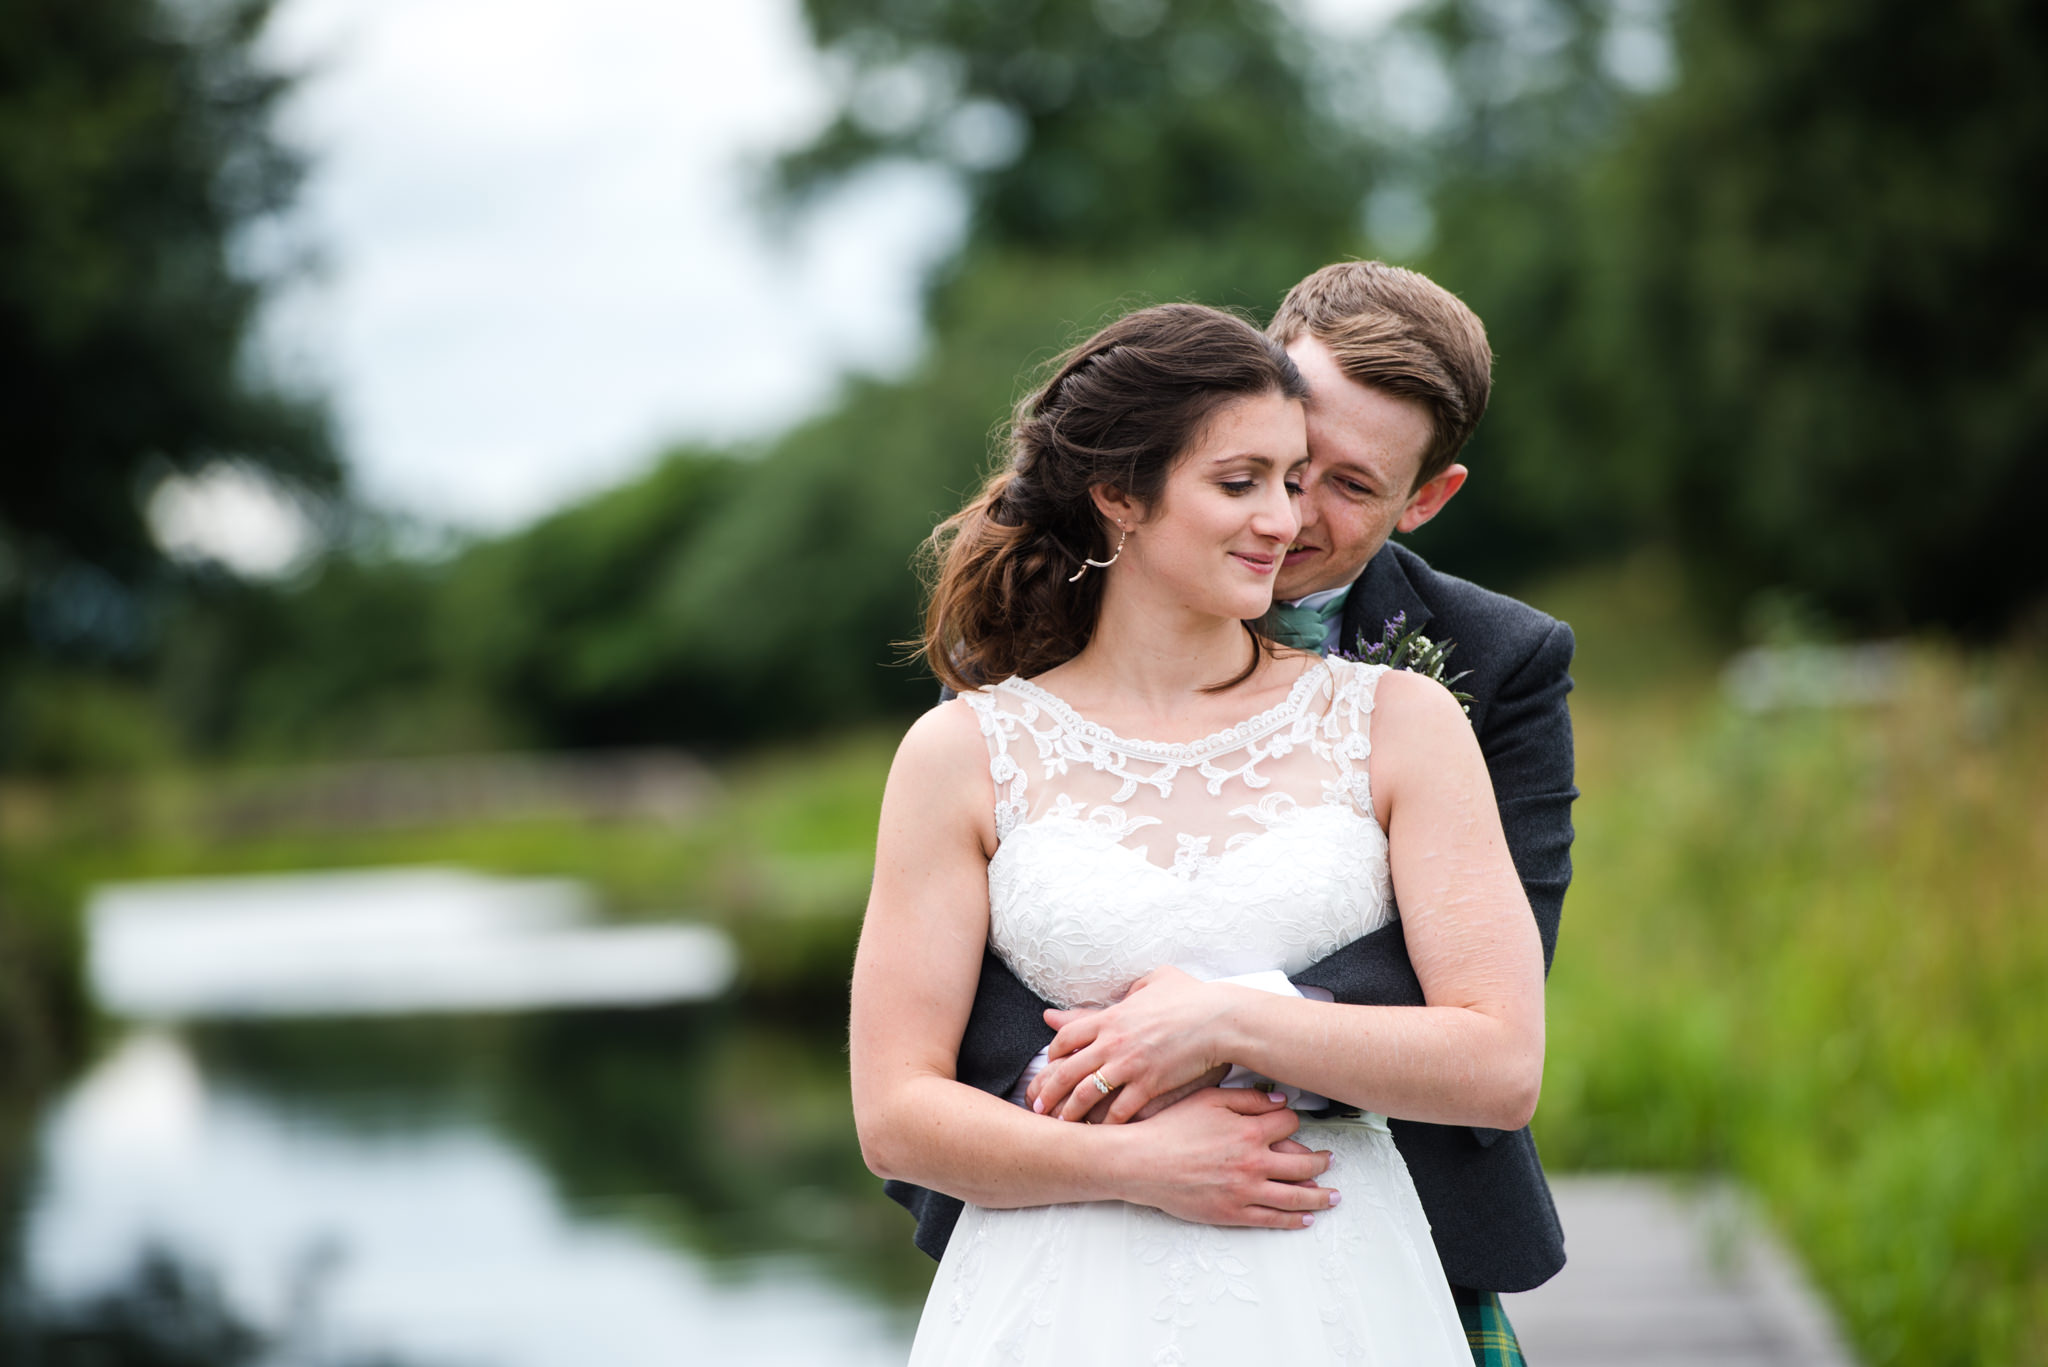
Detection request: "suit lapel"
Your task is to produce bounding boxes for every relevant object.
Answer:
[1336,543,1433,659]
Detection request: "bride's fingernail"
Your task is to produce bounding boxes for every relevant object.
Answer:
[1032,1098,1046,1114]
[1327,1192,1342,1207]
[1300,1213,1315,1228]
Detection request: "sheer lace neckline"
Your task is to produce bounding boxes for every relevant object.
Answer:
[997,658,1331,761]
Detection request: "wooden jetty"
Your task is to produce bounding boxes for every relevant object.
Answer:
[1504,1176,1860,1367]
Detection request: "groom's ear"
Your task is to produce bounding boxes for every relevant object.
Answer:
[1395,464,1467,534]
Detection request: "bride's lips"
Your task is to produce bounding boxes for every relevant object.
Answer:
[1230,550,1281,575]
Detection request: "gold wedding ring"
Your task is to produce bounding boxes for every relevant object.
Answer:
[1089,1071,1115,1096]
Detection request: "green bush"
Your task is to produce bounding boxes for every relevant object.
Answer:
[1530,565,2048,1367]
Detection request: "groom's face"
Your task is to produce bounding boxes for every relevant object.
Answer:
[1274,335,1466,602]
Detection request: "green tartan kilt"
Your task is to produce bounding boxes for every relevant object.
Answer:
[1451,1286,1526,1367]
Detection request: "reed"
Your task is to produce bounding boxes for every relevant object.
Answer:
[1529,568,2048,1367]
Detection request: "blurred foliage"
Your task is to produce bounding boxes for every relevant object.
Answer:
[1377,0,1653,584]
[1522,562,2048,1366]
[1,1248,269,1367]
[775,0,1370,258]
[0,1244,429,1366]
[5,0,2045,768]
[1597,0,2048,633]
[0,727,893,1011]
[207,0,1381,757]
[0,0,337,691]
[1402,0,2048,629]
[6,0,1385,766]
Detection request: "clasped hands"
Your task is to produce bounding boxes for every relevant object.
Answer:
[1027,965,1262,1125]
[1023,965,1338,1228]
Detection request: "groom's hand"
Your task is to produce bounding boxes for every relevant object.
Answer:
[1115,1087,1337,1230]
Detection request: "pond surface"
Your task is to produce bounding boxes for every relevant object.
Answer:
[4,873,931,1365]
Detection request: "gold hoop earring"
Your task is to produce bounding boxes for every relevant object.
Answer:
[1068,522,1129,582]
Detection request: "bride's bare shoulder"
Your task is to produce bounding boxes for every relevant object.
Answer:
[886,695,993,796]
[875,696,999,857]
[1365,667,1480,768]
[1367,663,1459,711]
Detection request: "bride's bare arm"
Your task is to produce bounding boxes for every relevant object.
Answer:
[1027,670,1545,1131]
[850,699,1336,1226]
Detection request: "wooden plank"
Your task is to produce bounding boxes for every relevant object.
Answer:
[1502,1176,1859,1366]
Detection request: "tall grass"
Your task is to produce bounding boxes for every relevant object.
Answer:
[1528,565,2048,1367]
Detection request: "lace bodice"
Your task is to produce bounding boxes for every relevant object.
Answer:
[962,657,1395,1009]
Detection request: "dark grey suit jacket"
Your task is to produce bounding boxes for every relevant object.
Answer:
[885,540,1576,1293]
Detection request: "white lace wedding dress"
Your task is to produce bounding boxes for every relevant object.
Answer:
[906,657,1470,1366]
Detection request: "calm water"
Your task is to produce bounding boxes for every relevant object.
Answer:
[4,878,932,1365]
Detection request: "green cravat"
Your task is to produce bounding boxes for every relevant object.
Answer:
[1260,594,1347,652]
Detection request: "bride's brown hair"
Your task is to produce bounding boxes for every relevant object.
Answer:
[919,303,1307,693]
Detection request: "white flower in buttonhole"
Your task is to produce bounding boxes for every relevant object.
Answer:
[1335,613,1474,718]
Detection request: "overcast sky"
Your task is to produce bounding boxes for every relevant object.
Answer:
[251,0,965,535]
[164,1,1408,571]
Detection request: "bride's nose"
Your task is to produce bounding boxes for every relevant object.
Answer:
[1250,484,1299,543]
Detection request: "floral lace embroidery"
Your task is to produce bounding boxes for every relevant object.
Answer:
[913,659,1469,1367]
[1168,832,1217,879]
[966,659,1395,1008]
[997,665,1327,803]
[964,690,1030,839]
[1229,790,1301,831]
[1140,1214,1260,1364]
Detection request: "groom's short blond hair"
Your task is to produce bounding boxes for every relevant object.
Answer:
[1268,261,1493,489]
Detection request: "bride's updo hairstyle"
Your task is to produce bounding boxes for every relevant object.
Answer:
[921,303,1307,693]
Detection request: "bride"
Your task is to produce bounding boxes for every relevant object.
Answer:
[850,303,1544,1364]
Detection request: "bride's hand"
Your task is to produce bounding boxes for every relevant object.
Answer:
[1068,1064,1231,1123]
[1028,966,1242,1123]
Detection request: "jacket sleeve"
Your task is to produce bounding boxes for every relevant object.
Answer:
[881,946,1059,1259]
[1292,618,1576,1145]
[1294,617,1575,993]
[1478,619,1577,973]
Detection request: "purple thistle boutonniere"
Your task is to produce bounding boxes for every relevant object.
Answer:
[1334,612,1475,718]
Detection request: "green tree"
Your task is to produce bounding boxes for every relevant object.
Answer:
[1603,0,2048,633]
[778,0,1372,271]
[206,0,1390,755]
[632,0,1389,741]
[1379,0,1651,586]
[0,0,336,671]
[1395,0,2048,632]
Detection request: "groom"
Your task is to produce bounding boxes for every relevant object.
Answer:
[889,261,1575,1366]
